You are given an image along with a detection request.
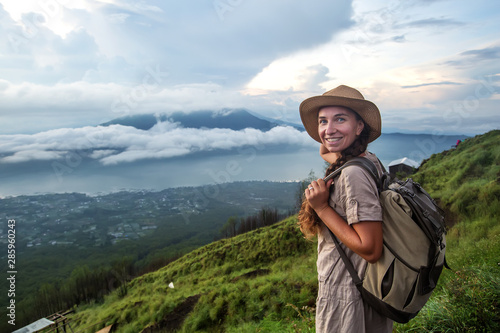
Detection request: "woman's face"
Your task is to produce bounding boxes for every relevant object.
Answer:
[318,106,365,154]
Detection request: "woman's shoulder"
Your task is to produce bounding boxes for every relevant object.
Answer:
[337,160,380,200]
[341,153,382,181]
[341,162,371,180]
[359,151,384,177]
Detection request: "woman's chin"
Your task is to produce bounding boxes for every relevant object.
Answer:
[323,144,342,153]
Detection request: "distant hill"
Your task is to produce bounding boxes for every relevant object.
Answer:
[369,132,469,166]
[36,130,498,333]
[100,109,303,131]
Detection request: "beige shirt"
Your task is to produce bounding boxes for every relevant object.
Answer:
[316,152,393,333]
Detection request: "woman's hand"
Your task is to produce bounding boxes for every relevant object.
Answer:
[305,178,333,215]
[306,177,383,263]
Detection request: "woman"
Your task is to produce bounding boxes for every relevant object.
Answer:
[298,85,393,332]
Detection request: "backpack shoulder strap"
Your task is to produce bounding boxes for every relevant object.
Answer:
[323,157,383,291]
[348,157,380,183]
[328,229,363,290]
[327,157,448,291]
[323,156,386,190]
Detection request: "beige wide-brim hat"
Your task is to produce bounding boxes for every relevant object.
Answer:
[299,85,381,143]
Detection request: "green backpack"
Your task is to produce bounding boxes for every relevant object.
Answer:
[324,157,448,323]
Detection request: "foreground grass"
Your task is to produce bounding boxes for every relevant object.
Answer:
[394,217,499,333]
[69,217,320,332]
[67,216,499,333]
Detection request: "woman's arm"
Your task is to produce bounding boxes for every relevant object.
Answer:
[305,178,383,263]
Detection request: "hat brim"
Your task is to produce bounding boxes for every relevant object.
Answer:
[299,95,381,143]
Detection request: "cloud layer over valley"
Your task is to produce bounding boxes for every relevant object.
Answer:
[0,119,313,165]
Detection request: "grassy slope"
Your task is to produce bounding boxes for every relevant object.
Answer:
[70,218,319,333]
[68,130,500,333]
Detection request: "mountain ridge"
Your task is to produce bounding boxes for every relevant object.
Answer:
[100,108,303,131]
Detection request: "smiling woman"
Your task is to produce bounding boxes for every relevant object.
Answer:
[298,85,392,333]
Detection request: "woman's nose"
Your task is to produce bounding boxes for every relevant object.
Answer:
[326,123,337,134]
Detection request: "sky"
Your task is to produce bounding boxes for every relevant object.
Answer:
[0,0,499,169]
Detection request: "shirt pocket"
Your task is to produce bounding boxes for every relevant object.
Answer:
[317,246,341,283]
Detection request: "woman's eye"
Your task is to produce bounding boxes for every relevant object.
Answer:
[336,117,345,122]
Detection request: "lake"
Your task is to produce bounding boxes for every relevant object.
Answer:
[0,133,467,197]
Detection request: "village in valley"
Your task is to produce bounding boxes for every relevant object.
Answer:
[0,191,171,249]
[0,181,299,252]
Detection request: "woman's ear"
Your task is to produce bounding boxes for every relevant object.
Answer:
[356,120,365,136]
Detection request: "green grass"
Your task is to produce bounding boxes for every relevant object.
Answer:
[63,130,500,332]
[393,215,500,333]
[66,217,319,332]
[393,130,500,332]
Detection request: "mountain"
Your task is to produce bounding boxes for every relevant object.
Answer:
[100,108,303,131]
[100,113,159,130]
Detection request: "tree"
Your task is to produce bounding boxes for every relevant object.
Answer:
[259,208,278,227]
[220,216,238,238]
[295,169,318,212]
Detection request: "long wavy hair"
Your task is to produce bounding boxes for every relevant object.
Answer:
[298,109,371,239]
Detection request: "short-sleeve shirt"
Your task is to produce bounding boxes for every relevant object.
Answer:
[315,152,393,333]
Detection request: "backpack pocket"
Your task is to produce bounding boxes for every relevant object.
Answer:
[363,244,420,311]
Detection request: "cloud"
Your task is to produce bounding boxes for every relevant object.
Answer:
[0,1,355,86]
[297,65,331,91]
[1,150,66,164]
[461,46,500,60]
[0,0,355,133]
[0,122,314,166]
[391,35,406,43]
[0,77,311,134]
[396,17,464,29]
[97,124,315,165]
[443,45,500,68]
[88,149,117,159]
[401,81,462,89]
